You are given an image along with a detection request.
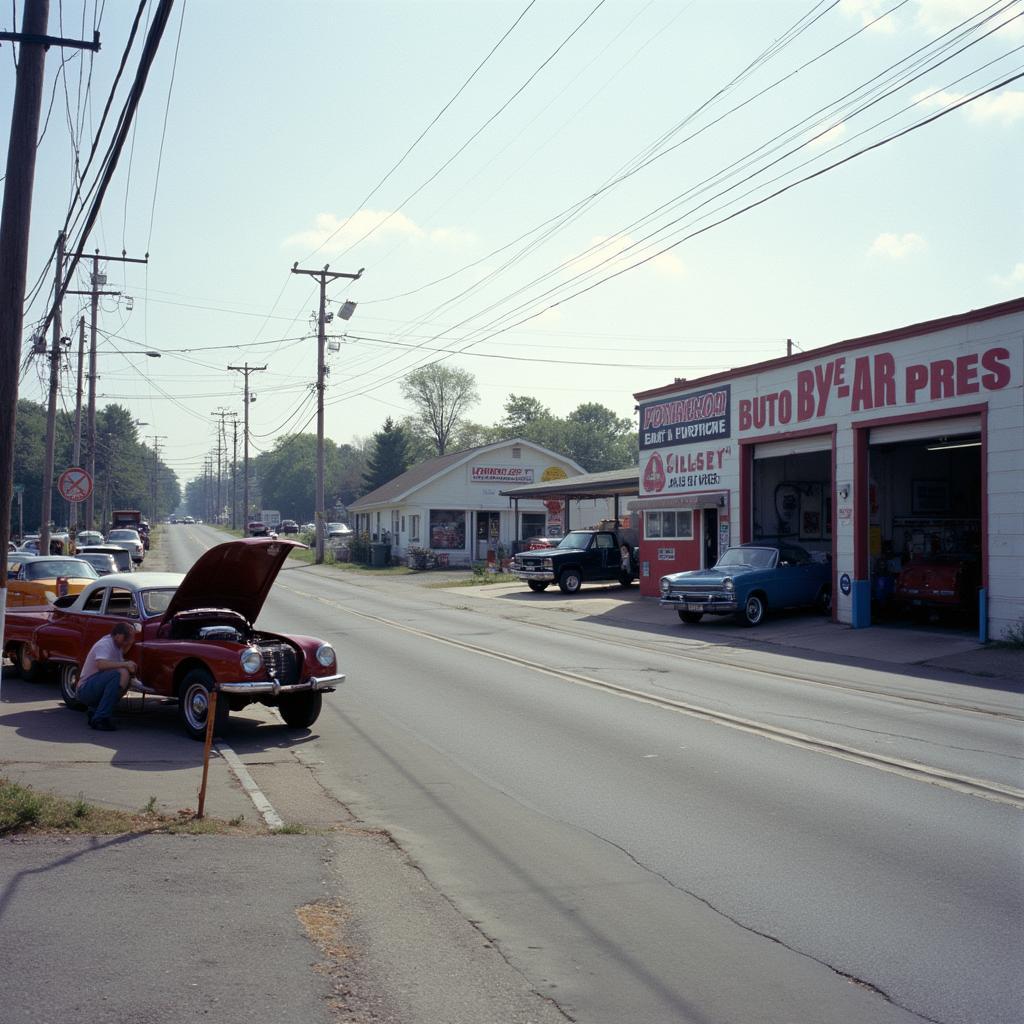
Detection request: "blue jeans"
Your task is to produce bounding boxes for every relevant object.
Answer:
[77,669,124,721]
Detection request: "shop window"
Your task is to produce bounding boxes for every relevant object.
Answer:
[430,510,466,550]
[522,512,546,538]
[645,510,693,540]
[409,515,420,542]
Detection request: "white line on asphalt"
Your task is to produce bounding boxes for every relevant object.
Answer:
[215,740,285,830]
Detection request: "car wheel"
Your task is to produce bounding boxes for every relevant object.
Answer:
[60,663,85,709]
[278,691,322,729]
[737,593,766,627]
[527,581,548,592]
[618,573,634,587]
[177,669,230,741]
[16,643,41,681]
[558,569,582,595]
[817,586,832,616]
[677,610,704,624]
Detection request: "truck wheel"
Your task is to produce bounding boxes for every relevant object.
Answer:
[737,593,766,627]
[278,691,322,729]
[177,669,230,740]
[558,569,582,595]
[817,586,832,616]
[60,664,85,709]
[16,643,41,681]
[527,581,548,592]
[618,573,634,587]
[677,610,704,624]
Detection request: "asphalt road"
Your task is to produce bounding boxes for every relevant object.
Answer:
[169,526,1024,1024]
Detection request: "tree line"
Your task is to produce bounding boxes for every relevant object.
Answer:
[9,399,181,536]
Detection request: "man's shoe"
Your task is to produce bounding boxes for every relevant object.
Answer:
[91,718,117,732]
[86,710,94,725]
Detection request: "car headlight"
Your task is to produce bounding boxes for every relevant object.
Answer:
[541,558,553,569]
[315,643,336,667]
[240,648,263,674]
[722,577,735,591]
[660,578,670,594]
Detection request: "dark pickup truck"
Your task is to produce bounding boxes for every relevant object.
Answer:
[513,528,638,594]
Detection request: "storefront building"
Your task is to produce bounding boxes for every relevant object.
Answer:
[350,439,598,565]
[632,298,1023,639]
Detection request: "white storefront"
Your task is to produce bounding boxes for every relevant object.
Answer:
[633,298,1024,639]
[350,439,612,565]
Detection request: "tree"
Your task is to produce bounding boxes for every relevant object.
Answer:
[400,364,479,456]
[362,418,410,494]
[500,394,550,434]
[562,403,637,472]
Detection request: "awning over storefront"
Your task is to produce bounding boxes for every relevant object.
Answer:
[627,491,728,512]
[499,468,639,501]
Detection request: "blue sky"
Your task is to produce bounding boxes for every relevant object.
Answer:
[5,0,1022,488]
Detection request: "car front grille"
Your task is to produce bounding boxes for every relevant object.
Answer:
[668,584,729,597]
[259,641,300,684]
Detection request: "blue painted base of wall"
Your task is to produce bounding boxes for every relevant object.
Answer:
[978,588,988,643]
[851,580,872,629]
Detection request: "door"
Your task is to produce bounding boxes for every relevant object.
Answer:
[703,508,719,568]
[476,512,500,559]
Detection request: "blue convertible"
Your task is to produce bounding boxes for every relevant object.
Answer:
[659,543,832,627]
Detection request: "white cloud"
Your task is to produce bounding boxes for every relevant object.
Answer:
[993,262,1024,289]
[914,87,1024,125]
[567,235,686,279]
[839,0,899,33]
[808,123,847,149]
[914,0,1024,38]
[869,232,928,259]
[284,209,474,252]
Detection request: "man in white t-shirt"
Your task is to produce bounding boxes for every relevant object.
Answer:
[76,622,137,731]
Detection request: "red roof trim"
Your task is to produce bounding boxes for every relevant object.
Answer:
[634,297,1024,402]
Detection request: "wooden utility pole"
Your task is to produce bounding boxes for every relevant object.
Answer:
[227,363,265,530]
[70,316,86,533]
[39,230,65,557]
[230,414,239,530]
[289,263,362,563]
[148,435,166,523]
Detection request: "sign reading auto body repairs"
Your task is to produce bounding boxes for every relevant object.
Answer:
[471,465,535,484]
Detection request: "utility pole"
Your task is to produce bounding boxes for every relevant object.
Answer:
[148,435,166,523]
[230,414,239,530]
[39,230,65,557]
[70,316,85,534]
[227,363,265,530]
[212,408,232,525]
[290,262,362,563]
[67,249,146,528]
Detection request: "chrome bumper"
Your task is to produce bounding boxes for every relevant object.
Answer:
[659,595,737,614]
[513,569,555,582]
[219,672,345,696]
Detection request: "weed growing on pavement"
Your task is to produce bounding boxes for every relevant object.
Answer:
[143,795,158,814]
[994,618,1024,648]
[273,823,311,834]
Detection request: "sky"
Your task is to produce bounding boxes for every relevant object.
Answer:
[4,0,1022,496]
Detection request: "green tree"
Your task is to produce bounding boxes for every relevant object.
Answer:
[562,403,637,472]
[499,394,550,434]
[400,364,479,456]
[362,418,411,494]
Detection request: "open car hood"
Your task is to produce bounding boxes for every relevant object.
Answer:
[160,538,304,626]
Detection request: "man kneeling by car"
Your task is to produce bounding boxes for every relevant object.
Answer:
[77,622,137,731]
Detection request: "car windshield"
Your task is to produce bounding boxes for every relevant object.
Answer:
[141,589,175,616]
[555,532,592,550]
[26,559,98,580]
[78,554,116,572]
[715,547,777,569]
[108,530,139,541]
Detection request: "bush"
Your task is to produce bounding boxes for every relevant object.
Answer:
[407,545,436,570]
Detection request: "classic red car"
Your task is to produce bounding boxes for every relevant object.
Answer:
[895,555,978,616]
[2,538,344,738]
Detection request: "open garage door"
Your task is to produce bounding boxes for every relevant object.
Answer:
[867,415,982,630]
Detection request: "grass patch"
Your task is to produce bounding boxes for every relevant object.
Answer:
[0,778,258,837]
[428,573,519,589]
[284,546,414,575]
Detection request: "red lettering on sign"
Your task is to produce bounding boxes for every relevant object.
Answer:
[778,389,792,424]
[930,359,954,400]
[851,356,873,412]
[813,361,834,417]
[874,353,895,408]
[981,347,1011,390]
[797,370,815,421]
[906,363,928,403]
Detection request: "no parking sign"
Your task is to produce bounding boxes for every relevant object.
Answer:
[58,467,93,503]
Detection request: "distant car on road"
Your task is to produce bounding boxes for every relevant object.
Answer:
[76,530,105,547]
[279,519,300,534]
[106,528,145,564]
[247,521,270,537]
[182,515,195,524]
[659,543,831,627]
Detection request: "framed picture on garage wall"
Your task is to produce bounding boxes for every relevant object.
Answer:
[799,483,823,540]
[912,480,950,514]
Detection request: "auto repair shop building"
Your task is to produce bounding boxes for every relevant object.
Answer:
[631,297,1024,640]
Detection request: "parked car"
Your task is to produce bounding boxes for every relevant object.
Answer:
[5,556,99,608]
[279,519,300,535]
[182,516,195,524]
[525,536,558,550]
[3,538,345,738]
[247,521,270,537]
[106,528,145,564]
[513,527,638,594]
[895,555,978,618]
[660,543,831,627]
[74,551,120,577]
[76,530,105,547]
[77,544,134,574]
[326,522,352,538]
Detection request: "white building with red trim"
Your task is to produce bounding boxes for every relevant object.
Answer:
[632,297,1023,640]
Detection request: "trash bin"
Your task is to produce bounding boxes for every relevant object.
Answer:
[370,542,391,567]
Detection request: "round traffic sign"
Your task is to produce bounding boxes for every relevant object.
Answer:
[58,466,93,503]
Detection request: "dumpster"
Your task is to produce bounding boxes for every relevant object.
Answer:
[370,542,391,567]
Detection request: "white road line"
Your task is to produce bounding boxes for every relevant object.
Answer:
[215,740,285,830]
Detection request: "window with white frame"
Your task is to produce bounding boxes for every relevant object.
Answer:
[391,510,400,538]
[645,509,694,539]
[409,514,420,542]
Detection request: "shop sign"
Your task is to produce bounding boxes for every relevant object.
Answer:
[839,573,852,596]
[639,384,730,450]
[642,445,732,495]
[657,547,676,561]
[737,346,1013,431]
[471,466,535,484]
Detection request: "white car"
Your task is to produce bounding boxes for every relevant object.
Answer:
[76,530,105,547]
[106,528,145,564]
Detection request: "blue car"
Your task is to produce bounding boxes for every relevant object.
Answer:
[659,543,832,627]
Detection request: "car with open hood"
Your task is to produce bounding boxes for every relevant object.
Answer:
[2,538,344,738]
